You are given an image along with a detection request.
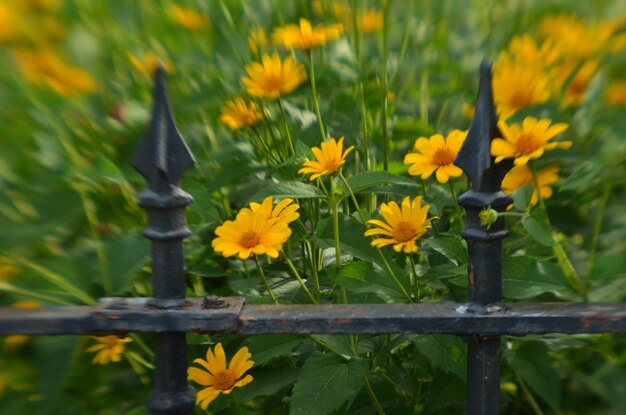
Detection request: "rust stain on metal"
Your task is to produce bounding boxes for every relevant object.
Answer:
[239,315,257,322]
[332,318,351,324]
[581,316,620,327]
[468,263,475,287]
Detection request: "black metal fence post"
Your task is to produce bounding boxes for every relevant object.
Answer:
[132,68,196,415]
[455,61,514,415]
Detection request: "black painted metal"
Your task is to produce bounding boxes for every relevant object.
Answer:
[455,61,514,415]
[3,301,626,335]
[132,68,196,415]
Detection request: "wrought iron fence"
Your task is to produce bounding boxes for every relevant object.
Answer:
[1,61,625,415]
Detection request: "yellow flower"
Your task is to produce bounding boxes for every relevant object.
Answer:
[365,196,432,254]
[0,3,20,43]
[219,98,262,130]
[404,130,467,184]
[248,27,269,55]
[359,10,383,33]
[167,5,212,31]
[14,49,97,96]
[86,336,132,364]
[502,165,560,206]
[553,60,599,107]
[128,51,173,76]
[249,196,300,227]
[605,80,626,106]
[312,0,350,20]
[0,257,20,281]
[298,137,355,180]
[272,18,343,50]
[491,117,571,166]
[188,343,254,410]
[493,55,551,119]
[506,34,561,67]
[242,53,307,99]
[212,205,293,260]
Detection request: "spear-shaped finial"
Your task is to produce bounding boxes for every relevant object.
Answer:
[132,67,195,192]
[455,60,512,193]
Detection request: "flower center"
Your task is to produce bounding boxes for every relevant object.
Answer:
[393,221,417,242]
[432,148,454,166]
[212,370,237,391]
[322,157,341,172]
[240,231,260,249]
[514,133,540,154]
[264,75,284,93]
[509,91,533,109]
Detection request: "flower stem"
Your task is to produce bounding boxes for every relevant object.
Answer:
[339,172,366,223]
[363,375,386,415]
[329,177,347,303]
[283,254,318,304]
[516,374,545,415]
[308,48,326,140]
[253,256,278,304]
[408,254,420,302]
[306,241,321,301]
[381,0,390,172]
[277,98,295,156]
[448,180,465,229]
[587,182,611,278]
[377,249,413,303]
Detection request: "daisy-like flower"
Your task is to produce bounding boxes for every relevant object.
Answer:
[212,205,293,260]
[491,117,571,166]
[249,196,300,227]
[167,5,212,31]
[219,98,262,130]
[272,18,343,50]
[404,130,467,184]
[298,137,355,180]
[86,336,132,365]
[364,196,433,254]
[502,165,560,206]
[493,55,551,119]
[188,343,254,410]
[242,53,307,99]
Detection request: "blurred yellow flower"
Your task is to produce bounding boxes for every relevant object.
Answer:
[492,117,571,166]
[248,27,269,55]
[553,60,599,107]
[502,165,560,206]
[14,49,97,96]
[86,336,132,365]
[359,10,383,33]
[312,1,350,21]
[168,5,212,31]
[242,53,306,99]
[249,196,300,228]
[188,343,254,410]
[365,196,432,254]
[4,301,41,352]
[0,257,20,281]
[0,3,20,43]
[404,130,467,184]
[212,203,294,260]
[128,51,173,77]
[273,18,343,50]
[605,80,626,106]
[298,137,355,180]
[506,34,561,67]
[493,55,551,119]
[219,98,262,130]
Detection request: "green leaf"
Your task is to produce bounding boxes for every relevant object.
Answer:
[344,171,418,194]
[506,341,561,412]
[310,335,357,359]
[249,181,325,202]
[290,352,366,415]
[314,217,380,265]
[234,366,301,402]
[521,208,554,247]
[559,158,603,191]
[502,257,571,299]
[246,335,307,366]
[423,235,466,266]
[414,335,467,381]
[512,183,533,211]
[105,233,149,294]
[333,260,409,303]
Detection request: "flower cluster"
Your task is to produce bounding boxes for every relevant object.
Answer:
[272,18,343,50]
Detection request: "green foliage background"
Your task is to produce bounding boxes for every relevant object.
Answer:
[0,0,625,414]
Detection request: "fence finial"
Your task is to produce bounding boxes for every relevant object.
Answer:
[455,60,512,193]
[132,66,195,192]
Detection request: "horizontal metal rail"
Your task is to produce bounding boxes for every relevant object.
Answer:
[2,297,626,336]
